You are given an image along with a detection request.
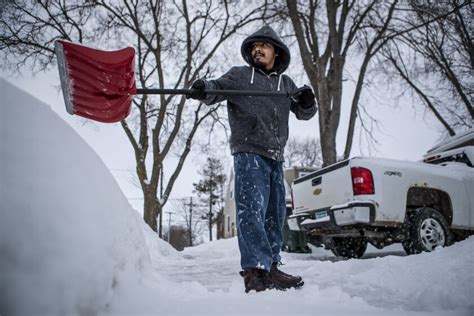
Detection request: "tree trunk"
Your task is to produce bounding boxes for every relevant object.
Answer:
[319,123,338,166]
[143,192,160,232]
[286,0,345,167]
[311,68,340,167]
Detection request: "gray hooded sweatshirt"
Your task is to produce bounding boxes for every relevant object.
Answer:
[201,25,317,161]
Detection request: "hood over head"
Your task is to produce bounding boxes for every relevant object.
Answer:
[241,25,291,74]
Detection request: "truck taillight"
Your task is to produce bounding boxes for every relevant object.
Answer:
[351,167,374,195]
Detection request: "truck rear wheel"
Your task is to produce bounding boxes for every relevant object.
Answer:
[403,207,451,255]
[330,237,367,259]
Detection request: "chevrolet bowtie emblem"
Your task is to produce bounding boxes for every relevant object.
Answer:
[313,187,322,195]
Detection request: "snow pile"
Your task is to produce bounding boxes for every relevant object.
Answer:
[137,213,181,261]
[299,240,474,313]
[182,236,241,260]
[0,79,150,315]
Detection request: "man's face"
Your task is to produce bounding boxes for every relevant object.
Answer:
[251,41,277,71]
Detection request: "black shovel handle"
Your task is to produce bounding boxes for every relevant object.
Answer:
[136,88,289,98]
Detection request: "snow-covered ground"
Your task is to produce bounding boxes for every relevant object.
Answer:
[1,78,473,316]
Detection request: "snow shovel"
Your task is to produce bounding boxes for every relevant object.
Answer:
[55,40,289,123]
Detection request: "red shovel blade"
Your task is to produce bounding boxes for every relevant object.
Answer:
[55,40,137,123]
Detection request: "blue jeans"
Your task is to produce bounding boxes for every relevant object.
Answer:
[234,153,286,272]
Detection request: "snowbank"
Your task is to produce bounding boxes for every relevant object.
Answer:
[297,239,474,314]
[137,212,181,261]
[182,236,241,260]
[0,79,150,315]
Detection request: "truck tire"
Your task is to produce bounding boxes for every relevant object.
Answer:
[403,207,452,255]
[330,237,367,259]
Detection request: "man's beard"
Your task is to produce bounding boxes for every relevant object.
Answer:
[253,60,266,69]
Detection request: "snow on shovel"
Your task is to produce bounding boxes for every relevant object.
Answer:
[55,40,289,123]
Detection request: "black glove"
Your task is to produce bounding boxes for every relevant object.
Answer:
[187,79,207,100]
[290,85,315,108]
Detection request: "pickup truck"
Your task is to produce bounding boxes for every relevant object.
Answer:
[288,130,474,258]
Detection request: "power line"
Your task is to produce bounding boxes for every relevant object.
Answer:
[109,168,135,172]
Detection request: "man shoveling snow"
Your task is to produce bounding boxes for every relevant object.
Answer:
[188,25,317,293]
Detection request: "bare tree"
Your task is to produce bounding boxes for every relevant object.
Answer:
[171,197,204,247]
[284,136,322,168]
[0,0,269,232]
[266,1,468,166]
[268,1,400,166]
[379,1,473,135]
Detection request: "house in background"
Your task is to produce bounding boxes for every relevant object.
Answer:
[223,170,236,239]
[222,166,319,244]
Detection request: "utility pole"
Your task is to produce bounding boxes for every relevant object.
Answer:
[159,164,164,238]
[189,197,193,247]
[208,172,214,242]
[166,211,173,242]
[184,197,194,246]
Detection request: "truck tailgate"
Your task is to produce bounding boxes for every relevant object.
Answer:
[292,160,353,214]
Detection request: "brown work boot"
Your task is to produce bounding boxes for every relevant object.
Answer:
[239,268,273,293]
[269,262,304,290]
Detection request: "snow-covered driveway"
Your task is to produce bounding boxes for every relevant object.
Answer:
[155,237,406,293]
[128,233,473,316]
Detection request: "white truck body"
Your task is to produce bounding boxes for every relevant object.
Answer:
[289,131,474,256]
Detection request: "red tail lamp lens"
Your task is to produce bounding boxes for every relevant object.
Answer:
[351,167,374,195]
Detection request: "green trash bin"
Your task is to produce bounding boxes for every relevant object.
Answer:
[282,207,311,253]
